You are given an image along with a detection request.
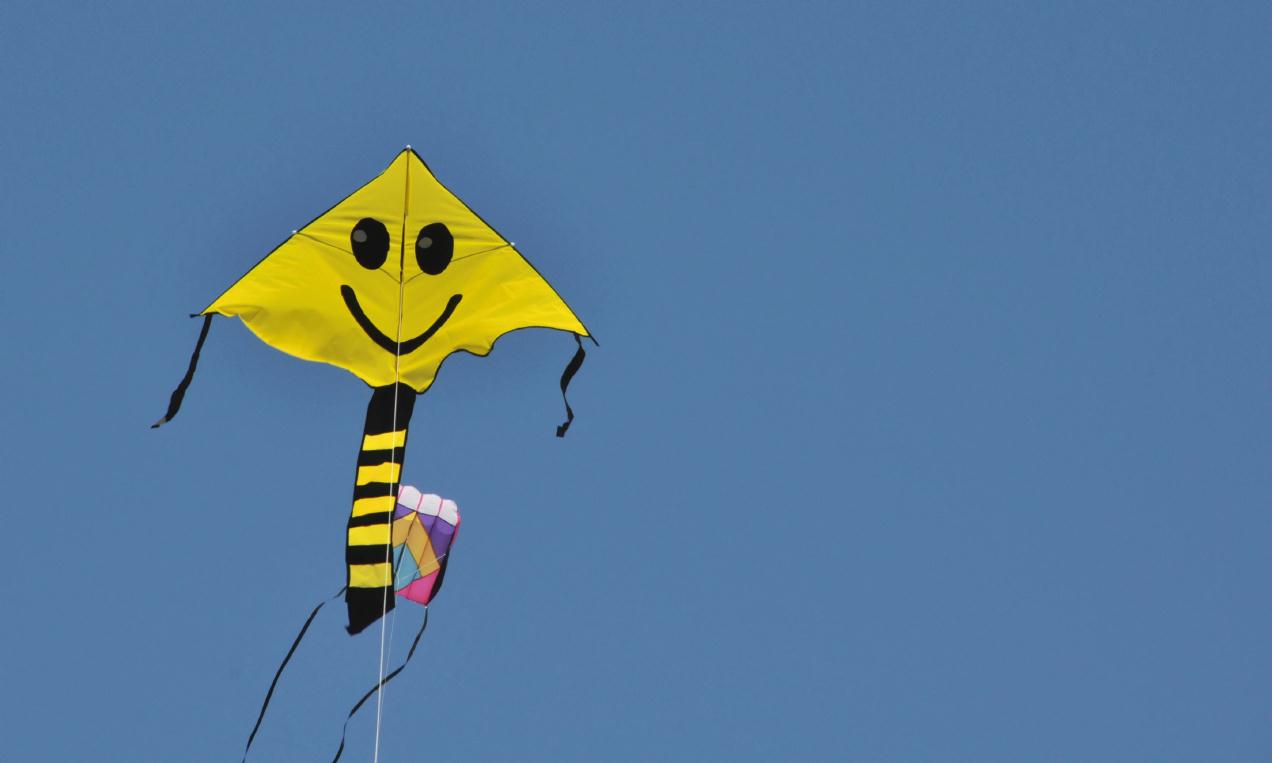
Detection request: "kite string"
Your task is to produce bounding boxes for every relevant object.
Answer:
[373,150,412,763]
[382,515,409,710]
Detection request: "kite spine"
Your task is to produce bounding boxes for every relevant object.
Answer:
[346,383,416,635]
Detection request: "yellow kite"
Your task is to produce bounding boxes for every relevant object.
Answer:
[155,148,592,634]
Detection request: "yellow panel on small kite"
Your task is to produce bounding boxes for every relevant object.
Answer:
[202,149,589,391]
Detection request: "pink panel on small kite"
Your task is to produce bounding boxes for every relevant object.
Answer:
[398,571,439,605]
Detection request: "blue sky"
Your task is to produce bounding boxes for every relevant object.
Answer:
[2,2,1270,760]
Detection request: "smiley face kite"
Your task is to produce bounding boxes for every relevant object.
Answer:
[155,148,591,634]
[206,147,589,390]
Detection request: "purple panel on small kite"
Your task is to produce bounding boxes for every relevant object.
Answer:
[419,512,438,535]
[427,521,456,557]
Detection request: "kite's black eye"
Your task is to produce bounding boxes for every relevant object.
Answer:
[415,223,454,275]
[350,218,390,270]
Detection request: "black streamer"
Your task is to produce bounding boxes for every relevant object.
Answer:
[242,588,344,762]
[555,333,586,437]
[331,608,431,763]
[151,314,214,428]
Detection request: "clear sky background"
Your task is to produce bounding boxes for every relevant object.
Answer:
[2,2,1270,761]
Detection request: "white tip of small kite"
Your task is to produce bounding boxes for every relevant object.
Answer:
[291,230,298,235]
[405,144,412,149]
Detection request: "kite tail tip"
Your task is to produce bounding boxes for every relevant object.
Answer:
[152,314,215,432]
[554,333,585,438]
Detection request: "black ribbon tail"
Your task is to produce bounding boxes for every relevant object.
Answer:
[242,587,343,762]
[555,333,586,438]
[331,608,431,763]
[151,314,214,428]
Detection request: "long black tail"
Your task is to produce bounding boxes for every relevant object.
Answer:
[346,383,417,635]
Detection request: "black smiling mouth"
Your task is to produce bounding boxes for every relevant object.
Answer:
[340,285,462,355]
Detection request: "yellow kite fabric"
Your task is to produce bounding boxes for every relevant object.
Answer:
[203,149,589,391]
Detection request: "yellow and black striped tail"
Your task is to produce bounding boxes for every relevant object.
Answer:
[346,383,416,635]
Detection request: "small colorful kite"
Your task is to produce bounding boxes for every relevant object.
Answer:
[391,486,461,607]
